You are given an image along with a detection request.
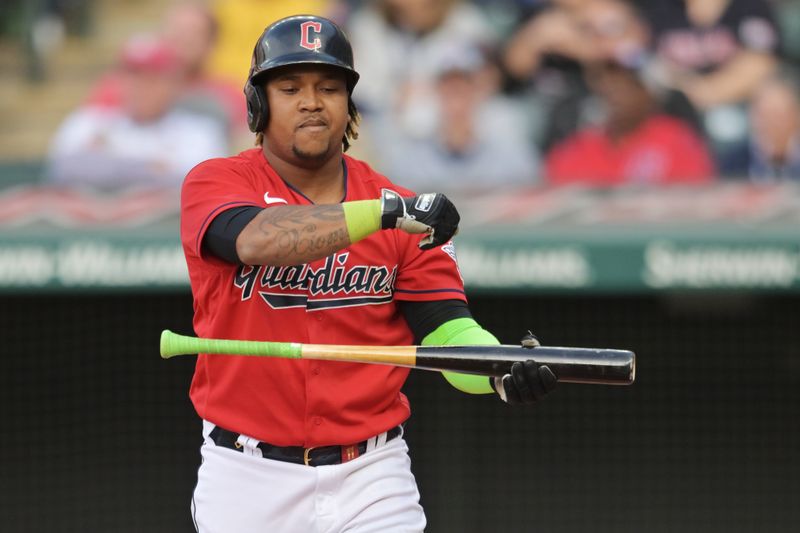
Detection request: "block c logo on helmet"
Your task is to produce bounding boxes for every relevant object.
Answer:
[300,21,323,51]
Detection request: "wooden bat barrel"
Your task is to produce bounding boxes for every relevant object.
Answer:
[414,345,635,385]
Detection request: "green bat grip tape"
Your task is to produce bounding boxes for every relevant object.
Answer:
[160,330,302,359]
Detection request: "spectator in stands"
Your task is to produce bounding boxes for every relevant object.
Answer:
[722,75,800,181]
[504,0,707,153]
[206,0,336,85]
[346,0,494,137]
[502,0,596,151]
[47,34,228,189]
[87,2,249,149]
[503,0,595,85]
[576,0,704,135]
[161,2,248,141]
[646,0,781,162]
[544,58,715,185]
[378,44,539,191]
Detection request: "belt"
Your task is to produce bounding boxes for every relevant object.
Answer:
[208,425,402,467]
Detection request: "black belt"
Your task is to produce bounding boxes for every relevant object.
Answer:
[208,425,402,467]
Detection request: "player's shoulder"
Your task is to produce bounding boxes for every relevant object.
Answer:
[185,148,261,179]
[182,148,264,196]
[344,154,416,196]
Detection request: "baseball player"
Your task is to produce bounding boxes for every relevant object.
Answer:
[180,15,557,533]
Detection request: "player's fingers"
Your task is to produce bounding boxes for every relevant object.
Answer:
[511,361,534,403]
[522,360,546,402]
[502,374,522,404]
[539,365,558,393]
[397,218,431,234]
[426,200,460,248]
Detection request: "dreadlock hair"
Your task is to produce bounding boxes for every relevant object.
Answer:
[255,97,361,152]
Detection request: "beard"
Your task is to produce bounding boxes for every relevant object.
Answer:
[291,139,333,163]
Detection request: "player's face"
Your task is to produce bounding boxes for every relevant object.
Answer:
[263,65,349,168]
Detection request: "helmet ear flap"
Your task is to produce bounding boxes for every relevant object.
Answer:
[245,79,269,133]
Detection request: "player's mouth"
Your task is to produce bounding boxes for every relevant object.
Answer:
[297,117,328,131]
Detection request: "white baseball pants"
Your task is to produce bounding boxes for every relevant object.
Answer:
[191,421,426,533]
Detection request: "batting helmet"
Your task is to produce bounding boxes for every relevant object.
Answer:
[244,15,360,133]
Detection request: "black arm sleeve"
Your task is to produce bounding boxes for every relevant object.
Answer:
[398,299,473,344]
[202,205,263,264]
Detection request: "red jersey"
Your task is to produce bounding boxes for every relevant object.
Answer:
[180,148,466,447]
[545,115,715,185]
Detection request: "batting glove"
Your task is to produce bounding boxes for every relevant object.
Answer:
[492,332,558,405]
[380,189,460,249]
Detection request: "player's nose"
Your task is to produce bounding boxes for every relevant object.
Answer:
[297,86,323,112]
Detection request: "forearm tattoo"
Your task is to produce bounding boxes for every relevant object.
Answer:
[254,205,350,265]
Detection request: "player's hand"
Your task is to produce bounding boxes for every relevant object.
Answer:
[492,331,557,405]
[380,189,460,249]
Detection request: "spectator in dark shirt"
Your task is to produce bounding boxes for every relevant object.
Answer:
[646,0,781,161]
[649,0,780,108]
[502,0,596,151]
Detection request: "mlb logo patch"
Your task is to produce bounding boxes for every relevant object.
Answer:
[441,242,457,263]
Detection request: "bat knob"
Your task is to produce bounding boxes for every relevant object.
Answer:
[521,331,540,349]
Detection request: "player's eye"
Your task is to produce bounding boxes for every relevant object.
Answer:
[278,85,299,94]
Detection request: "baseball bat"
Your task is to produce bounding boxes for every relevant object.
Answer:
[160,330,635,385]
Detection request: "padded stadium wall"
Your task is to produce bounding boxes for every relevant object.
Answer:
[4,292,799,532]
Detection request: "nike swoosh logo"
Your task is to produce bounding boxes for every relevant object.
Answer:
[264,192,288,205]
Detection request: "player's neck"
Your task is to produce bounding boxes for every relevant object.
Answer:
[262,146,345,204]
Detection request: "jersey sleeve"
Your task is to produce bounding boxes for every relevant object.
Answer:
[394,237,467,302]
[180,158,264,260]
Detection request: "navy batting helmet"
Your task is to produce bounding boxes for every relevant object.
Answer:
[244,15,360,133]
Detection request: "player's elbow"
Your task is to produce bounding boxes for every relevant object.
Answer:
[235,232,266,266]
[236,231,291,266]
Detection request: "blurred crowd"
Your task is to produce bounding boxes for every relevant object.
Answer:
[31,0,800,190]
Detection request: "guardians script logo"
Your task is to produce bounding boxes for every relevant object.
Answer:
[233,252,397,310]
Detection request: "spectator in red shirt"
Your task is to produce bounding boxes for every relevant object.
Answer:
[86,2,248,148]
[545,59,715,185]
[47,34,228,189]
